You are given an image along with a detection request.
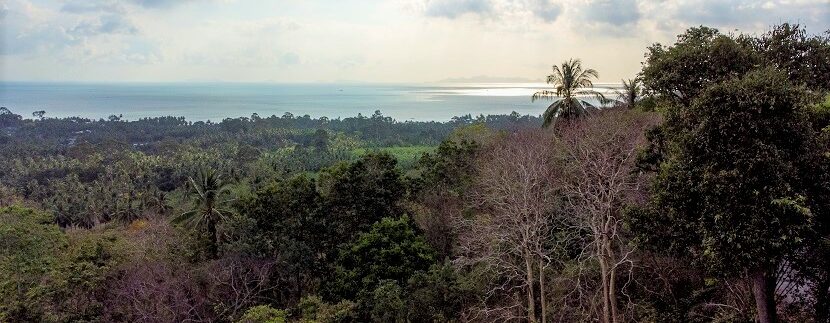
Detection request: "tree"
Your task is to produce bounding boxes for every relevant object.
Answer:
[175,167,234,257]
[318,153,405,243]
[237,305,286,323]
[406,262,473,323]
[0,107,23,127]
[297,295,358,322]
[753,23,830,91]
[32,110,46,120]
[532,59,604,127]
[613,79,644,109]
[630,69,819,323]
[31,229,119,322]
[556,109,658,323]
[640,26,758,105]
[0,206,66,321]
[457,130,561,323]
[641,24,830,106]
[369,280,406,323]
[410,138,481,258]
[237,174,327,301]
[326,216,435,318]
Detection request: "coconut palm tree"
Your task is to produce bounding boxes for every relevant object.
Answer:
[532,59,605,127]
[614,78,643,109]
[174,167,234,257]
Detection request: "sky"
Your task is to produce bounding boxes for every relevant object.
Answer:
[1,0,828,83]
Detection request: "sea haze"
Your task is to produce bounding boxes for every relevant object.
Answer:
[0,82,619,122]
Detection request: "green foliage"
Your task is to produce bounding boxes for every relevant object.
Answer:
[326,216,436,311]
[642,24,830,107]
[631,68,817,275]
[0,107,23,128]
[0,206,66,321]
[614,78,646,109]
[318,153,406,243]
[415,139,479,193]
[352,145,435,170]
[641,26,759,104]
[30,229,120,322]
[369,280,406,323]
[752,23,830,91]
[409,138,481,257]
[405,262,473,322]
[236,174,328,302]
[809,94,830,132]
[297,295,358,323]
[175,167,235,257]
[237,305,288,323]
[0,206,126,322]
[238,174,324,256]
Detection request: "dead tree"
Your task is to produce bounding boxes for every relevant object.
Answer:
[456,130,562,323]
[555,109,658,323]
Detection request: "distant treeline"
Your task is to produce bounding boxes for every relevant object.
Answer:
[0,108,541,150]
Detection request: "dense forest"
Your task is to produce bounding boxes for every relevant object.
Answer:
[1,23,829,323]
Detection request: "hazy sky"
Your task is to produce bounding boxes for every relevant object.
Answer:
[1,0,828,83]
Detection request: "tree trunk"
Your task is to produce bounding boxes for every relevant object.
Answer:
[207,219,218,258]
[525,256,537,323]
[605,240,620,323]
[751,268,777,323]
[539,259,547,323]
[598,240,611,323]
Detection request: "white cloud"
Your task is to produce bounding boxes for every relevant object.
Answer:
[423,0,492,18]
[1,0,828,82]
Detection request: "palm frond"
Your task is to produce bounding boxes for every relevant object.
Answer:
[532,90,559,102]
[542,100,565,127]
[574,89,606,103]
[174,209,199,225]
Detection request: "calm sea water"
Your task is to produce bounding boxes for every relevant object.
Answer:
[0,82,617,122]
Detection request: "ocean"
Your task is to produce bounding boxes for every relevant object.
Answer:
[0,82,618,122]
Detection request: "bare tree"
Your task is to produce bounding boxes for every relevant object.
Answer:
[206,255,277,320]
[555,109,659,323]
[455,130,563,323]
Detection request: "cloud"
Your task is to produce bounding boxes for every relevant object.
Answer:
[69,15,139,37]
[423,0,492,18]
[662,0,830,32]
[419,0,562,24]
[61,0,200,13]
[531,0,561,23]
[1,0,144,61]
[61,1,126,14]
[3,0,829,82]
[280,52,300,65]
[584,0,640,26]
[129,0,187,9]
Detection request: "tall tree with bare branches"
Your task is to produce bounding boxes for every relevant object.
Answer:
[456,130,562,323]
[556,109,659,323]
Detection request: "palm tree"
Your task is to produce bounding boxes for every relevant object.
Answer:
[148,190,172,215]
[532,59,604,127]
[614,78,643,109]
[174,167,234,257]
